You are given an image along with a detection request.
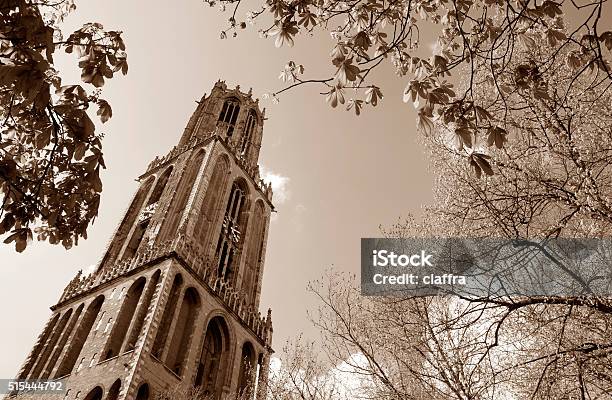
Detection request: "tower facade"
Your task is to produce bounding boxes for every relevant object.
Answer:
[11,82,274,400]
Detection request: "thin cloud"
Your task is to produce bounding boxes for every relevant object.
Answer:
[291,203,307,232]
[82,263,97,276]
[260,165,291,205]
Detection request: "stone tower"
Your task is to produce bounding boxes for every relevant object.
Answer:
[11,81,275,400]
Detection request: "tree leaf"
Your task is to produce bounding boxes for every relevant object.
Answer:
[365,86,383,106]
[486,127,507,149]
[346,99,363,115]
[417,109,434,135]
[470,153,494,177]
[97,99,112,123]
[456,127,473,148]
[326,85,345,108]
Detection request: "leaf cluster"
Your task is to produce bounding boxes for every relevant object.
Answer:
[209,0,612,180]
[0,0,128,251]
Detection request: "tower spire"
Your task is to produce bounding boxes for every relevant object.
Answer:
[13,82,275,400]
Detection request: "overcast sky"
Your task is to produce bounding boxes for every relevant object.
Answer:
[0,1,434,375]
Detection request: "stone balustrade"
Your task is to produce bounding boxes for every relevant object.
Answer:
[57,234,273,345]
[144,135,207,175]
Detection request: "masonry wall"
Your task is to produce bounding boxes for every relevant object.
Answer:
[133,259,268,399]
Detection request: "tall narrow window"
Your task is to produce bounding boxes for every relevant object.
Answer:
[41,304,84,379]
[122,167,173,259]
[124,270,161,352]
[161,151,205,240]
[239,111,257,157]
[165,287,201,375]
[215,180,249,282]
[18,314,59,379]
[146,166,173,206]
[194,156,230,252]
[30,309,73,379]
[102,177,153,266]
[102,278,146,360]
[195,317,230,399]
[217,98,240,138]
[55,296,104,378]
[243,201,265,303]
[152,274,183,359]
[238,342,256,396]
[252,217,267,302]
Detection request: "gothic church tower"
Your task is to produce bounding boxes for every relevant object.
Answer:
[11,81,274,400]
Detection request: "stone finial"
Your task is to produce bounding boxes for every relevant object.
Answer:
[265,308,274,345]
[248,87,253,97]
[214,80,227,90]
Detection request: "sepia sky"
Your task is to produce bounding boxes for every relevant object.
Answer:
[0,1,435,375]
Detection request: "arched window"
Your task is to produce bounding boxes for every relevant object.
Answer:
[19,313,59,379]
[215,180,249,282]
[255,353,265,394]
[194,155,230,252]
[239,110,257,157]
[41,304,84,379]
[135,383,150,400]
[124,270,161,352]
[147,167,173,206]
[123,167,173,260]
[161,151,206,240]
[242,201,266,304]
[102,177,154,265]
[30,308,73,379]
[83,386,103,400]
[55,296,104,378]
[238,342,256,396]
[106,380,121,400]
[152,274,184,359]
[165,287,201,375]
[103,278,146,360]
[217,98,240,138]
[195,316,231,399]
